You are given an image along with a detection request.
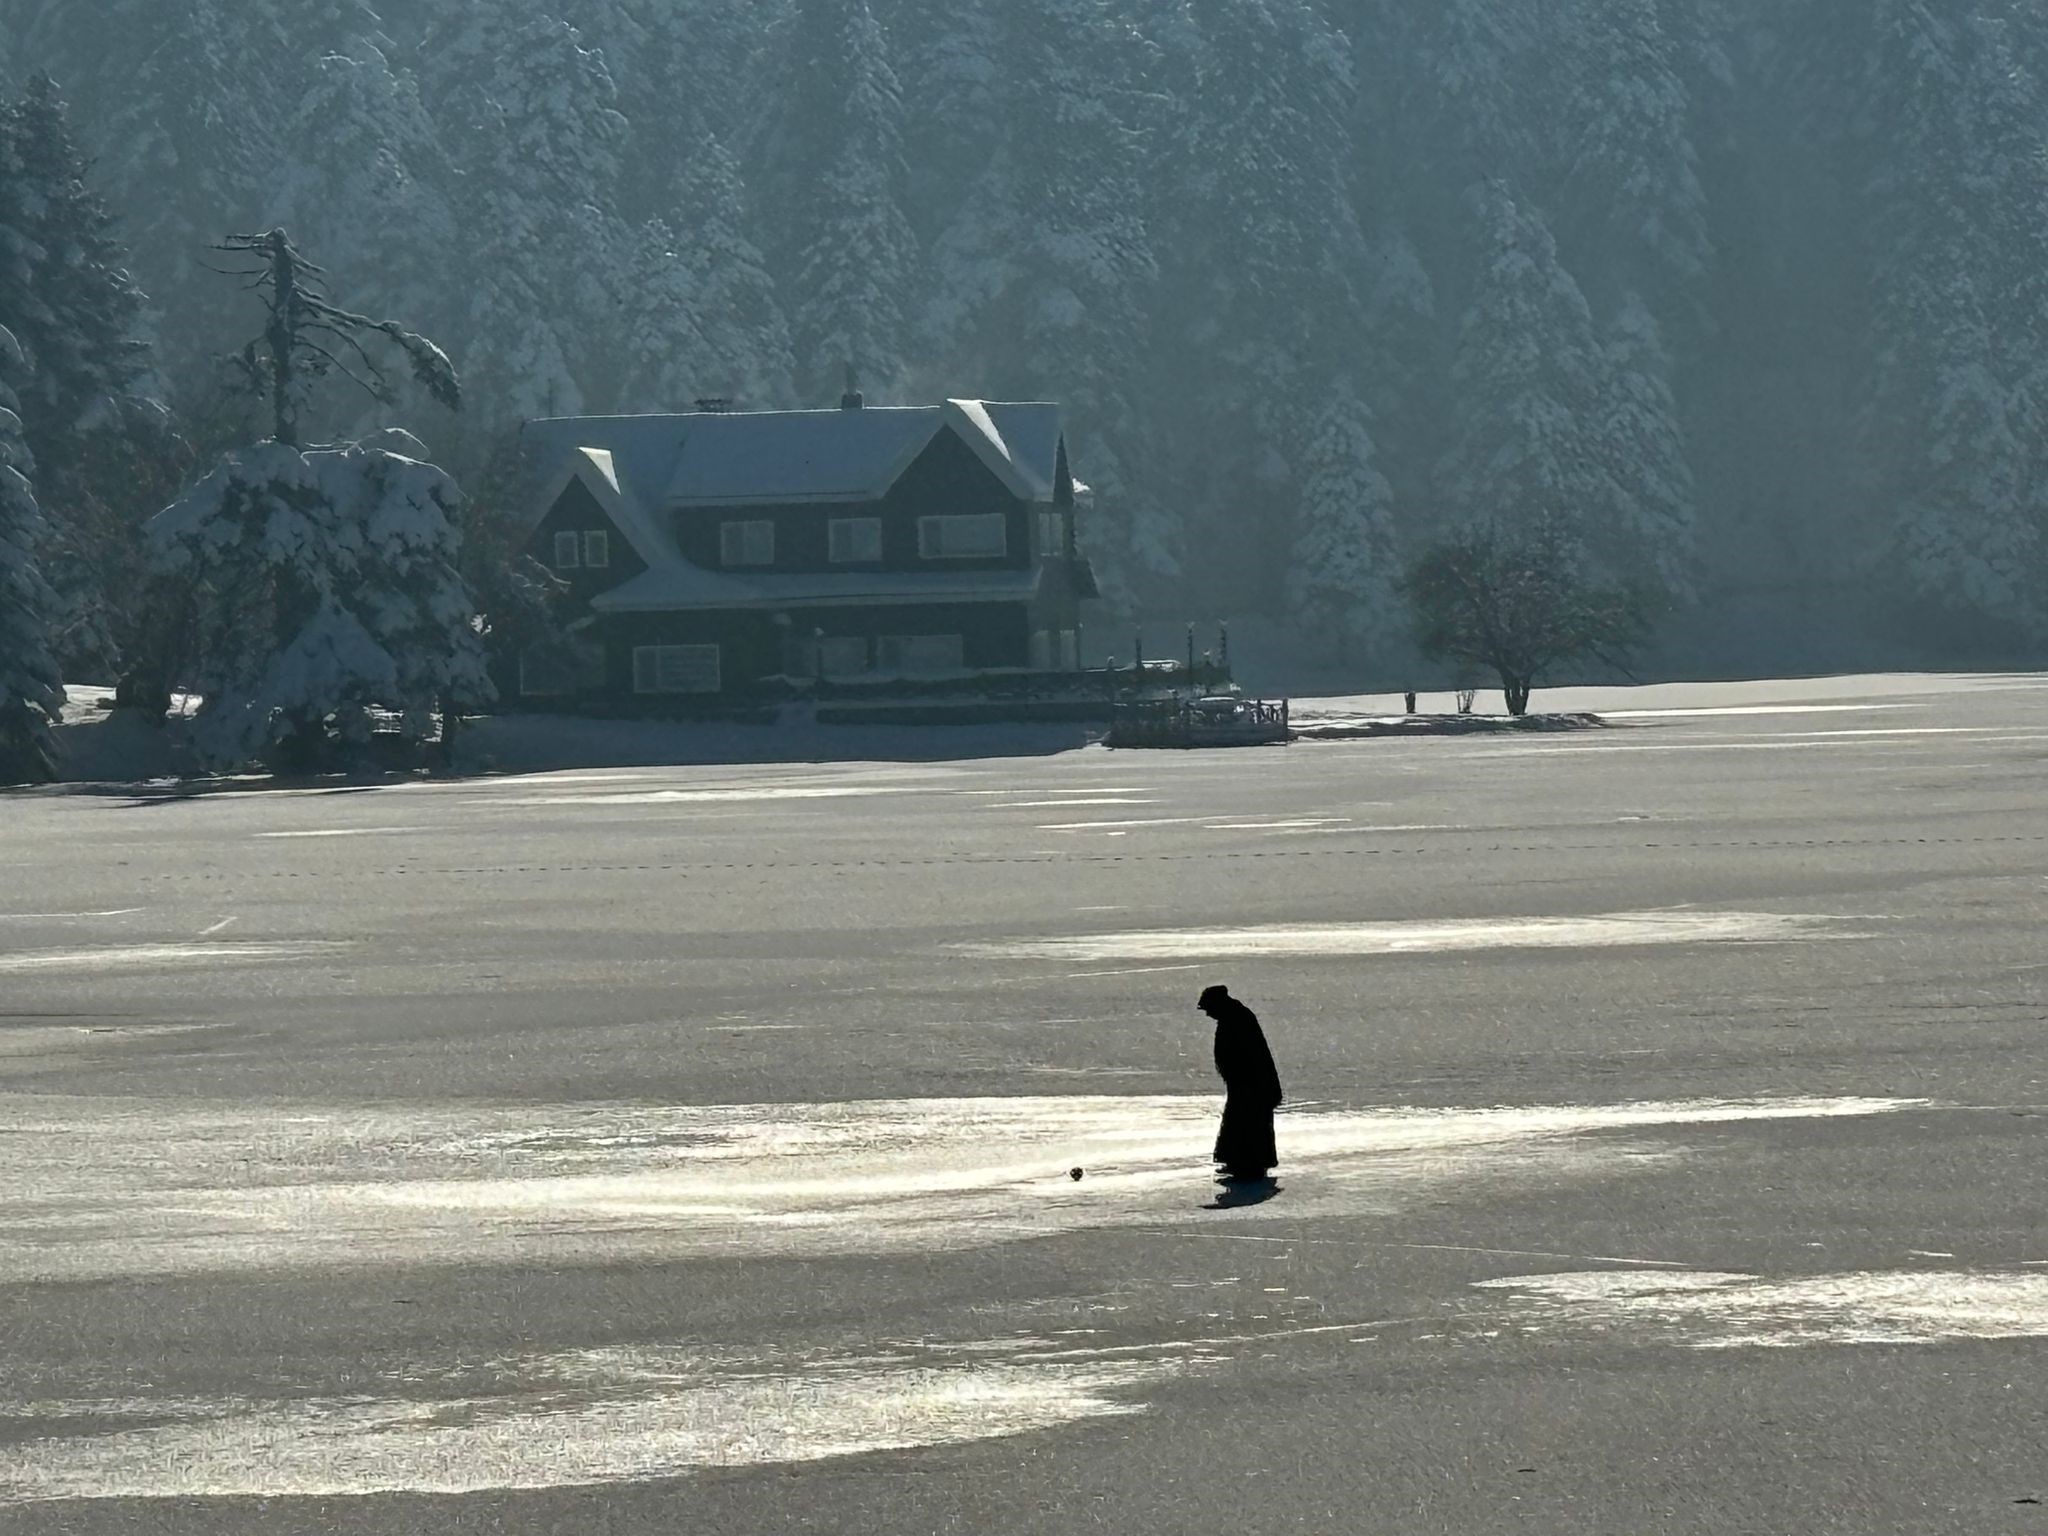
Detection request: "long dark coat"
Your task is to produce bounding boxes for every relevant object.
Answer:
[1211,997,1283,1176]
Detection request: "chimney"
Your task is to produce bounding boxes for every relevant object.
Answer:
[839,362,864,411]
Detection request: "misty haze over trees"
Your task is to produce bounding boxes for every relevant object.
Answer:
[2,0,2047,721]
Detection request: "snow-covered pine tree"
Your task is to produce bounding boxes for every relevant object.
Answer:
[54,1,263,373]
[1852,2,2048,637]
[3,74,158,675]
[620,138,796,412]
[147,231,487,769]
[1594,294,1698,597]
[33,0,381,379]
[889,0,1004,254]
[763,0,918,406]
[0,326,63,783]
[1286,382,1404,666]
[3,75,153,464]
[266,36,459,420]
[1877,260,2034,635]
[1404,0,1545,195]
[967,0,1171,607]
[1154,0,1369,604]
[1437,182,1615,557]
[149,441,491,769]
[1551,0,1713,320]
[559,0,766,224]
[621,225,706,415]
[423,8,634,420]
[673,141,798,411]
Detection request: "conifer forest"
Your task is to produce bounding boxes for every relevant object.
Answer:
[2,0,2047,745]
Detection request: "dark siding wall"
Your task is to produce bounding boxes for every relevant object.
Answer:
[600,610,779,699]
[589,602,1036,698]
[880,429,1031,572]
[671,425,1034,575]
[780,602,1032,671]
[528,480,648,609]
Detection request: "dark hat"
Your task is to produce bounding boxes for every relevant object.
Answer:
[1198,984,1231,1008]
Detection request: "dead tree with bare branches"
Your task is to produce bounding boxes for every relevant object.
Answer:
[210,229,459,446]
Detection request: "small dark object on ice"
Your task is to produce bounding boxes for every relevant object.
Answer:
[1070,1166,1085,1181]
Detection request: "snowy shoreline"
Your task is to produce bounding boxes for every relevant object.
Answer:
[31,671,2033,789]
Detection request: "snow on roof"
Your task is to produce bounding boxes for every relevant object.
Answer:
[592,563,1045,615]
[666,405,940,505]
[968,402,1062,501]
[531,444,677,568]
[522,400,1065,513]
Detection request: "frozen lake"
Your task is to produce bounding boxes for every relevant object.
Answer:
[3,671,2047,1530]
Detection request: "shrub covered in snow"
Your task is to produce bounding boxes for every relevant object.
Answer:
[148,440,493,770]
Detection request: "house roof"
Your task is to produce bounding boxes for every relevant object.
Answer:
[534,446,679,570]
[592,562,1045,615]
[520,401,1068,617]
[520,400,1066,514]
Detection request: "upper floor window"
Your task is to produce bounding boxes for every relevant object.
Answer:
[829,517,884,564]
[1037,509,1063,555]
[582,530,610,569]
[721,520,776,567]
[552,530,581,570]
[918,513,1007,560]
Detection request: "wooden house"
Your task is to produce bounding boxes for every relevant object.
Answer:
[515,396,1100,704]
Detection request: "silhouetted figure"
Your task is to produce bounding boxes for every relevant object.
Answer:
[1404,691,1418,714]
[1198,984,1283,1181]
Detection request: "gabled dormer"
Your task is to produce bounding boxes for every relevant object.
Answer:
[527,447,658,606]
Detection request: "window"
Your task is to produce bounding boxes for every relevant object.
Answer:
[582,530,610,569]
[1060,629,1080,670]
[1030,630,1054,670]
[632,644,722,695]
[829,517,884,563]
[552,530,581,570]
[720,520,775,567]
[1038,510,1062,555]
[819,637,871,678]
[917,513,1007,560]
[878,634,965,674]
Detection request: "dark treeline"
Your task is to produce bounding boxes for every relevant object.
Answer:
[2,0,2047,683]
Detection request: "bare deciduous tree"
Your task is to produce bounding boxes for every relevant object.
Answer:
[1404,519,1655,716]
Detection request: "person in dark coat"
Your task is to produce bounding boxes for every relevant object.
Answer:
[1199,984,1283,1181]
